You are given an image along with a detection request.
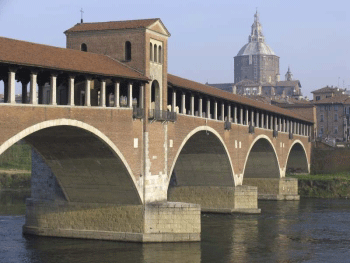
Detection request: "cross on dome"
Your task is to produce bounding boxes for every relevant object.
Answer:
[249,10,264,43]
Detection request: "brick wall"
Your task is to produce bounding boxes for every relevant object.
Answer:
[311,146,350,174]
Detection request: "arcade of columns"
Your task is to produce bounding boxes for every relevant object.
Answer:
[0,66,311,135]
[168,88,311,137]
[0,67,144,108]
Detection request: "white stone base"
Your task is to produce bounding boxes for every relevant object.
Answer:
[23,199,201,242]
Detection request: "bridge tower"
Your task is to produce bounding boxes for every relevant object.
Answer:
[65,19,172,203]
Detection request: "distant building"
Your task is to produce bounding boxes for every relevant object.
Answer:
[311,86,345,101]
[209,11,304,101]
[314,95,350,141]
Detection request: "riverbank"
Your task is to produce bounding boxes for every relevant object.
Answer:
[288,173,350,198]
[0,170,31,191]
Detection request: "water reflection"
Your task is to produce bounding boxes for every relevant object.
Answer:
[0,190,29,215]
[2,191,350,263]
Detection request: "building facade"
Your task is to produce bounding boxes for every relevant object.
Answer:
[315,95,350,142]
[312,86,345,101]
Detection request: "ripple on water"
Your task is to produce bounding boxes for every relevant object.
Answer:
[1,193,350,263]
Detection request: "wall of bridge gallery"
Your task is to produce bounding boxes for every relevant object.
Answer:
[166,115,311,186]
[0,118,143,203]
[0,106,145,194]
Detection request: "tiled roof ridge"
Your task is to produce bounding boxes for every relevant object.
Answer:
[70,18,159,26]
[312,86,345,93]
[0,36,148,80]
[105,55,148,79]
[64,18,161,33]
[0,36,109,59]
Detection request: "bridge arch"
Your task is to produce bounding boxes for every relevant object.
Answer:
[285,140,309,174]
[167,126,236,190]
[0,119,142,204]
[242,135,281,180]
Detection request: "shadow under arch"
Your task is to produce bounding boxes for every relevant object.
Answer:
[285,140,309,174]
[0,119,142,205]
[243,135,281,179]
[168,127,235,191]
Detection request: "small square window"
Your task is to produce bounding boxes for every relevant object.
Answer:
[335,114,338,121]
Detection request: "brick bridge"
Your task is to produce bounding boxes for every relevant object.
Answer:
[0,18,312,242]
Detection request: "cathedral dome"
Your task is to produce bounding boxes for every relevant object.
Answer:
[236,11,276,57]
[237,42,275,56]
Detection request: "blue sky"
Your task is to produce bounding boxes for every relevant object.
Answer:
[0,0,349,98]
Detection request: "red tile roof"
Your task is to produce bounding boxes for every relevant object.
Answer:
[65,18,160,33]
[0,37,148,81]
[168,74,312,123]
[312,86,345,94]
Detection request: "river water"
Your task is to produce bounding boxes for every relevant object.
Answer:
[1,191,350,263]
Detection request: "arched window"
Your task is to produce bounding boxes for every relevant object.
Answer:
[151,80,160,110]
[81,43,87,52]
[158,46,162,64]
[154,44,157,63]
[150,43,153,62]
[125,41,131,61]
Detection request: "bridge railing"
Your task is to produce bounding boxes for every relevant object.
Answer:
[149,109,177,122]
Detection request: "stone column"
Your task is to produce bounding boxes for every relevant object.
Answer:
[214,101,218,120]
[294,122,297,134]
[199,97,203,117]
[181,93,186,114]
[8,70,16,104]
[234,106,237,123]
[30,72,37,105]
[206,99,211,119]
[256,112,260,128]
[228,105,231,122]
[287,120,290,133]
[278,117,282,131]
[68,75,75,106]
[190,94,194,116]
[50,74,57,106]
[221,103,225,121]
[114,81,120,107]
[139,84,144,108]
[275,117,278,131]
[240,107,243,124]
[100,80,106,107]
[85,78,91,106]
[245,109,249,125]
[297,122,300,135]
[270,115,274,130]
[261,113,265,128]
[172,90,176,112]
[251,110,254,126]
[266,114,269,129]
[128,82,133,108]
